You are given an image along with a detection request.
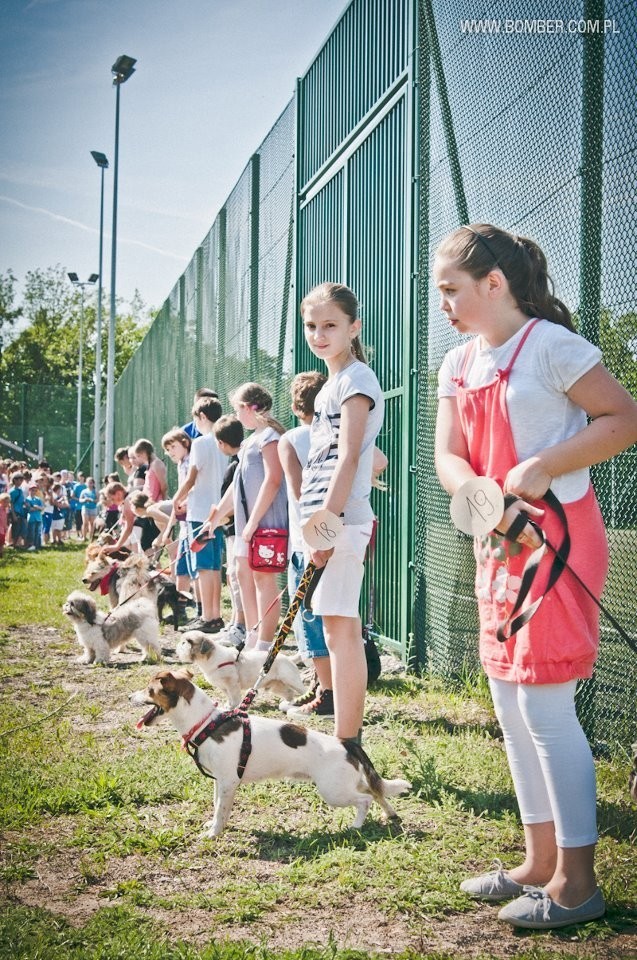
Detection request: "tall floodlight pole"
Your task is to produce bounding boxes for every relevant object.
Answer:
[68,273,98,470]
[104,54,136,471]
[90,150,109,482]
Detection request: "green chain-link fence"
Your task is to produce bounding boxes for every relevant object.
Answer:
[111,0,636,750]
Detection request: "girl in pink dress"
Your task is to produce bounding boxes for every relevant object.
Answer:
[435,224,637,930]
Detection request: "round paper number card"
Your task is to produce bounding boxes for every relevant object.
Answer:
[302,509,344,551]
[450,477,505,537]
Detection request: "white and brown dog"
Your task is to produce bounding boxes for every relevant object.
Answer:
[63,590,161,665]
[131,670,411,836]
[175,631,306,707]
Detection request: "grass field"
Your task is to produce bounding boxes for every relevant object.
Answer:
[0,543,635,960]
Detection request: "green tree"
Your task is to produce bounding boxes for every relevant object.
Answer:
[0,265,150,465]
[0,269,23,368]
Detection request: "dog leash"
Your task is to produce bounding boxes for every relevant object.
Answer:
[239,561,324,707]
[497,490,636,653]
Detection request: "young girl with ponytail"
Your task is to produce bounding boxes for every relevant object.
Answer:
[434,224,637,929]
[207,383,288,650]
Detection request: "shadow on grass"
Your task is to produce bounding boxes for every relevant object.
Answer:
[251,817,422,862]
[365,707,502,740]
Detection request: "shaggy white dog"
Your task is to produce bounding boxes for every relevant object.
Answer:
[63,590,161,665]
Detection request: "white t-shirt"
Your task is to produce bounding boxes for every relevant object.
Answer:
[300,360,384,525]
[285,424,311,553]
[437,318,602,502]
[187,435,227,522]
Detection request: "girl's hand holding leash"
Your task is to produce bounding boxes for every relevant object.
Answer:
[302,508,344,568]
[309,547,334,569]
[504,455,552,503]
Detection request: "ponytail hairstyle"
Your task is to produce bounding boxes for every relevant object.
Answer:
[300,282,368,363]
[129,490,152,513]
[229,382,287,435]
[133,438,155,464]
[437,224,575,331]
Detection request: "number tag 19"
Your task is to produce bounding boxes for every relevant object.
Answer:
[302,509,344,551]
[449,477,505,537]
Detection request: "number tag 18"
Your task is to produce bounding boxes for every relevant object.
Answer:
[302,509,344,551]
[449,477,505,537]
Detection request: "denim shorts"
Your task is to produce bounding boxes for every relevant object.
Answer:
[187,522,223,573]
[175,539,190,577]
[288,550,328,659]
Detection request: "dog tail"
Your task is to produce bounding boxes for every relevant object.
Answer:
[342,740,411,800]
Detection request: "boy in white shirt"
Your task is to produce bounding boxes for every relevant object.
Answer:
[173,396,227,633]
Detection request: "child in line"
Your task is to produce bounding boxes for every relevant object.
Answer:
[0,492,11,558]
[25,482,44,551]
[174,396,227,634]
[434,223,637,930]
[206,384,288,651]
[9,473,27,548]
[298,283,384,741]
[277,371,331,715]
[160,429,197,622]
[79,477,99,540]
[49,483,68,546]
[213,414,246,646]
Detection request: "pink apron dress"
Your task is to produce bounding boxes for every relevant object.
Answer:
[453,320,608,684]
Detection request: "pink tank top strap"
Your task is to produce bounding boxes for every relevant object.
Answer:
[499,318,541,378]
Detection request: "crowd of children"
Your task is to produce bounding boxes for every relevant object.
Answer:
[0,463,101,555]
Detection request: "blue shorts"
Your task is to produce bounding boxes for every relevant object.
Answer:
[288,550,328,659]
[187,523,223,573]
[175,538,190,577]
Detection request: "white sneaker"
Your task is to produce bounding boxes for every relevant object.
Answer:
[27,546,37,552]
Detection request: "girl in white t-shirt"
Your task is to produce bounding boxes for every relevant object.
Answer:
[434,223,637,931]
[297,283,384,742]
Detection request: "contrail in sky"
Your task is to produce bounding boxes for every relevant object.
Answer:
[0,195,189,261]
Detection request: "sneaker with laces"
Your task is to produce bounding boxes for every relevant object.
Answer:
[279,677,319,713]
[460,863,525,902]
[218,623,246,646]
[288,687,334,719]
[198,618,225,635]
[178,616,206,633]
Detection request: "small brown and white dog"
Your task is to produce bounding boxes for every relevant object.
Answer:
[63,590,161,664]
[131,670,411,836]
[175,631,306,707]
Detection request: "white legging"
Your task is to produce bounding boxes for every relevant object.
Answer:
[489,678,597,848]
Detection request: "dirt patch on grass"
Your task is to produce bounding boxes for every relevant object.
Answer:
[1,623,635,959]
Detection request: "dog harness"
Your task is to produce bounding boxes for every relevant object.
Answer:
[183,563,322,780]
[184,692,256,781]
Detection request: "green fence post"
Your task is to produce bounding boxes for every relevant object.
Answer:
[249,153,260,380]
[420,0,469,225]
[578,0,605,348]
[412,0,432,671]
[218,207,227,365]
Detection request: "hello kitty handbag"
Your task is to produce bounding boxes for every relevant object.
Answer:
[238,472,288,573]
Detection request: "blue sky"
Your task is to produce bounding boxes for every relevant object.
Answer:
[0,0,346,315]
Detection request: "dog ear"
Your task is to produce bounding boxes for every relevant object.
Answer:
[173,667,194,680]
[75,594,97,625]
